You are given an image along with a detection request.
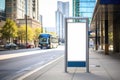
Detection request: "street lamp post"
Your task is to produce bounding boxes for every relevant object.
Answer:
[25,0,28,48]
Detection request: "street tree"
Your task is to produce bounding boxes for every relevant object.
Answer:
[34,27,42,40]
[1,18,18,42]
[18,25,34,43]
[108,32,113,44]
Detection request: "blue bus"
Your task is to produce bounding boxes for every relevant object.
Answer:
[38,33,58,49]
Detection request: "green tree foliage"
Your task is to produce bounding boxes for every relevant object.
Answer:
[18,25,34,42]
[108,32,113,44]
[1,18,18,41]
[34,27,42,40]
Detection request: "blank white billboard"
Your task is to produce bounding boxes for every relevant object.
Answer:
[67,23,86,61]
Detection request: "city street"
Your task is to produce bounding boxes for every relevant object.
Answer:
[1,0,120,80]
[0,46,64,80]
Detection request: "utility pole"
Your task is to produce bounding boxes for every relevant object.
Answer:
[25,0,28,48]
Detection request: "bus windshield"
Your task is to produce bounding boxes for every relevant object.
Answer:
[40,38,47,42]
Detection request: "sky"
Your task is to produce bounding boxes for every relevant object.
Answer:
[39,0,72,27]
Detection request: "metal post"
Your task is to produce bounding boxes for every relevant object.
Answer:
[65,18,67,73]
[25,0,27,48]
[86,18,89,73]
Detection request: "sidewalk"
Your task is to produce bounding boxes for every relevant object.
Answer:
[20,49,120,80]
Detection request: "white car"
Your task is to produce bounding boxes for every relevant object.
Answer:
[4,43,18,49]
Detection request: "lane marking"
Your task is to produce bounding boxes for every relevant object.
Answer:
[16,55,64,80]
[0,46,64,60]
[0,49,52,60]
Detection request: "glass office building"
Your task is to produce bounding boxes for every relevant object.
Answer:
[0,0,5,11]
[0,0,6,20]
[56,1,69,42]
[73,0,96,23]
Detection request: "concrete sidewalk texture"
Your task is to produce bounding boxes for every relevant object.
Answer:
[19,49,120,80]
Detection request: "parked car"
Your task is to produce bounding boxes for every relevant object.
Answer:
[26,43,35,48]
[17,44,26,49]
[4,43,18,49]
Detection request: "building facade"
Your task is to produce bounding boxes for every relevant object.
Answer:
[0,0,41,44]
[56,1,69,42]
[57,1,69,17]
[5,0,40,24]
[32,0,39,21]
[73,0,96,24]
[90,0,120,54]
[6,0,24,21]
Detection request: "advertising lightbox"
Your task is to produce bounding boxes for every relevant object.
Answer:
[66,22,87,67]
[65,17,89,73]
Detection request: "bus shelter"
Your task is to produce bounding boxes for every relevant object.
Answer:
[65,17,89,73]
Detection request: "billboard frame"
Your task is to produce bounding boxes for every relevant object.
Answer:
[65,17,89,73]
